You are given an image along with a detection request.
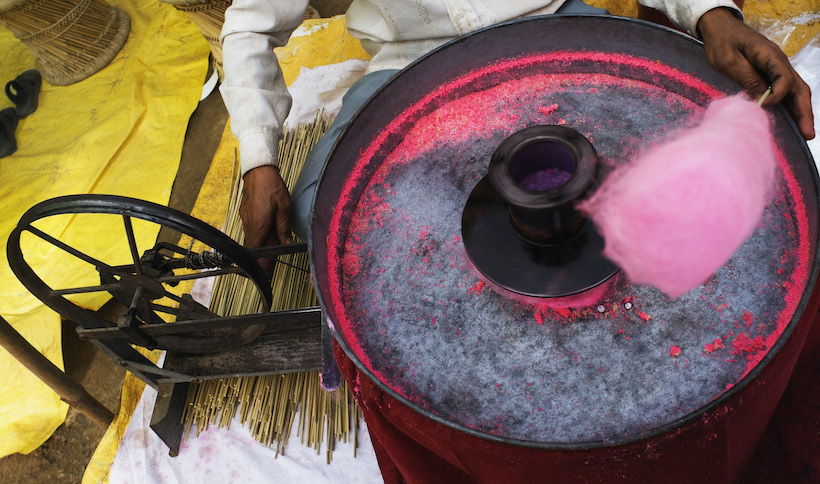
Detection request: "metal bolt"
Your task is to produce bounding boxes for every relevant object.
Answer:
[624,302,633,310]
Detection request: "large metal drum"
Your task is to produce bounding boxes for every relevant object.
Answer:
[311,16,819,482]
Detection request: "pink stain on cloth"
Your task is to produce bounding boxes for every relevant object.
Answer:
[581,94,777,298]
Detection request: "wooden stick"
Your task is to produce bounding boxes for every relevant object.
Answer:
[757,87,772,107]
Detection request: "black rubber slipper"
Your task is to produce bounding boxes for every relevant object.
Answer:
[5,70,42,118]
[0,107,19,158]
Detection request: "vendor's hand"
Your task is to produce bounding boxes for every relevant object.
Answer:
[698,7,814,140]
[240,165,293,271]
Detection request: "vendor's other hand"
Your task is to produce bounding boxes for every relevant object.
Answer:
[241,165,293,271]
[698,8,814,140]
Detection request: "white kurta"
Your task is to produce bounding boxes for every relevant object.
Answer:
[220,0,741,175]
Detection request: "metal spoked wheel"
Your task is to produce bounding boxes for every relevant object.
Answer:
[7,194,272,354]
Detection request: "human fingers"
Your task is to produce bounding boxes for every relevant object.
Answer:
[274,193,293,245]
[718,49,770,100]
[239,189,274,249]
[240,166,282,249]
[775,74,815,140]
[745,45,815,139]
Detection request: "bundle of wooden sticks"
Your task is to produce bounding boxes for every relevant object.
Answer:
[181,114,363,463]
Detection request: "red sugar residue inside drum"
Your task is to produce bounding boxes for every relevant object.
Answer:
[743,310,753,328]
[480,272,615,314]
[732,333,766,355]
[551,306,572,319]
[325,51,810,388]
[703,338,723,354]
[468,281,485,295]
[725,153,810,385]
[539,103,559,116]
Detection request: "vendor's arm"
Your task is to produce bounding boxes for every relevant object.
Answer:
[220,0,309,250]
[639,0,814,140]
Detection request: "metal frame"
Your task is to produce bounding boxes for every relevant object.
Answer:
[2,194,329,454]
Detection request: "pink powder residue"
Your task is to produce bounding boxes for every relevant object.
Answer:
[468,281,486,295]
[732,153,810,379]
[703,337,724,354]
[539,103,559,115]
[743,310,753,328]
[581,95,777,298]
[732,333,766,356]
[529,276,618,312]
[552,306,572,319]
[464,256,617,312]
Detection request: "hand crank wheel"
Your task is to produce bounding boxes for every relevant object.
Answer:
[7,194,272,354]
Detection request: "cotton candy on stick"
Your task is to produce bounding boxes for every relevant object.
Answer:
[580,94,777,298]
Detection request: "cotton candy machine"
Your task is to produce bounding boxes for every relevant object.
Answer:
[310,16,820,481]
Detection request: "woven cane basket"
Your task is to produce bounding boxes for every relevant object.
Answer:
[0,0,130,86]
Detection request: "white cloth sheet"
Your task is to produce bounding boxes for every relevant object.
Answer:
[284,59,370,128]
[111,273,381,483]
[108,363,382,483]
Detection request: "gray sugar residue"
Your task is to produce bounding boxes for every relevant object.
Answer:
[338,75,804,443]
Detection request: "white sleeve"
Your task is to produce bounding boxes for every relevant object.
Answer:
[637,0,743,38]
[219,0,310,175]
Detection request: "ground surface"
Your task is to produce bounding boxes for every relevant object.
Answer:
[0,319,126,484]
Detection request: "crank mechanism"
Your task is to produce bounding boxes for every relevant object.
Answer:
[4,195,326,454]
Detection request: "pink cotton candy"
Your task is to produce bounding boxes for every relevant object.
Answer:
[580,94,777,298]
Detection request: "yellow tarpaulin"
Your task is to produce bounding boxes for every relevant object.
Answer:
[0,0,209,457]
[275,16,370,85]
